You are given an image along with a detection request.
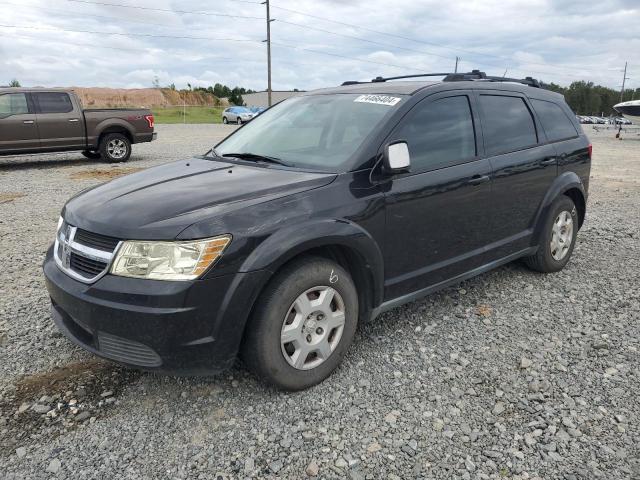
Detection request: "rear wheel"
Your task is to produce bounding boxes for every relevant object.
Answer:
[99,133,131,163]
[524,196,578,273]
[241,256,358,390]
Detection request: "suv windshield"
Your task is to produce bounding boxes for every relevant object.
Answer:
[215,94,405,171]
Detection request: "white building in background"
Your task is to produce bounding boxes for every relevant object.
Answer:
[241,90,305,107]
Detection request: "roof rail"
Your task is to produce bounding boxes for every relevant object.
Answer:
[348,70,540,88]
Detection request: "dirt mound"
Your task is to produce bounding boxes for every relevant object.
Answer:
[71,87,225,108]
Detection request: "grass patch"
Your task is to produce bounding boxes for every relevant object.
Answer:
[153,106,225,124]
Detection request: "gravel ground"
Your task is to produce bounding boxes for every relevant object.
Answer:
[0,125,639,480]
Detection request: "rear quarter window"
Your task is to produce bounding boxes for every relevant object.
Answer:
[531,99,579,142]
[34,92,74,114]
[479,95,537,156]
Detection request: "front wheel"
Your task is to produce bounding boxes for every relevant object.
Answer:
[236,117,242,125]
[222,116,228,124]
[99,133,131,163]
[524,196,578,273]
[241,256,359,390]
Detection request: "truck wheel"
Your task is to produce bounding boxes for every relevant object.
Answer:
[524,196,578,273]
[241,256,359,391]
[99,133,131,163]
[81,150,101,160]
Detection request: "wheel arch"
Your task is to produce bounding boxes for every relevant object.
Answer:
[239,219,385,321]
[532,171,587,244]
[96,121,135,145]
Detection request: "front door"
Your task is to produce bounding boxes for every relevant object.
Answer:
[32,92,85,149]
[0,92,39,152]
[382,92,495,300]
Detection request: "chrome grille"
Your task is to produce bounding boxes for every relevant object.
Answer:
[54,221,121,283]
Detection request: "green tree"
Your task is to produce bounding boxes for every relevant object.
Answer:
[9,79,21,87]
[228,87,244,106]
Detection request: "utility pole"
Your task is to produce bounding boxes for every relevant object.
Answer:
[620,61,629,103]
[262,0,273,107]
[454,56,459,73]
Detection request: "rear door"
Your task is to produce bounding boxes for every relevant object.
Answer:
[382,91,495,300]
[33,92,85,149]
[0,92,39,152]
[476,91,558,260]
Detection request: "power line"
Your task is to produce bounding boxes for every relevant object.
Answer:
[66,0,263,20]
[269,3,610,74]
[0,24,262,42]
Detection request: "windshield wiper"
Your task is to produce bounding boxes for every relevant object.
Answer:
[221,152,292,167]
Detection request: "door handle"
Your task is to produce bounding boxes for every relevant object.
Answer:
[541,157,557,165]
[68,119,80,122]
[23,120,34,124]
[467,174,490,186]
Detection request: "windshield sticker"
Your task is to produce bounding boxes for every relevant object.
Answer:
[354,94,402,106]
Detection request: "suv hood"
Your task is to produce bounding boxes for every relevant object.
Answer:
[63,157,336,240]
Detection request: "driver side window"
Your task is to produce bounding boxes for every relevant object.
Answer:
[0,93,29,118]
[396,95,476,173]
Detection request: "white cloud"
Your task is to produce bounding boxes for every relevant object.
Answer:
[0,0,638,90]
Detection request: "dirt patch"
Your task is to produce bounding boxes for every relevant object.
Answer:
[69,168,144,181]
[0,359,141,457]
[0,192,26,204]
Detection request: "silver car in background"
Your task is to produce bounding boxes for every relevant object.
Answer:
[222,107,255,125]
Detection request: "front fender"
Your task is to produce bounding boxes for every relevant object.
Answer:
[532,171,586,243]
[239,218,385,308]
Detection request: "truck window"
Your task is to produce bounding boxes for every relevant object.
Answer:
[34,92,74,114]
[395,95,476,172]
[0,93,29,117]
[531,99,578,142]
[479,95,537,155]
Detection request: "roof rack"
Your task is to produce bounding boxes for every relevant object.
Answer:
[342,70,541,88]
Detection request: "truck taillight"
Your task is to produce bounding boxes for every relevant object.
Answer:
[588,143,592,159]
[145,115,154,128]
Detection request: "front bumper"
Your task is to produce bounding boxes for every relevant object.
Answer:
[43,247,268,375]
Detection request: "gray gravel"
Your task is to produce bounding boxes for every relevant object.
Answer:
[1,125,639,479]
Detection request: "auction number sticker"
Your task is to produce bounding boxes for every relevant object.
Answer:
[354,94,402,106]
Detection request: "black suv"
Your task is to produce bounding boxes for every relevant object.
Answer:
[44,71,591,390]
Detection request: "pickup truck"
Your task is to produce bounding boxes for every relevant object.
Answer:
[0,88,156,162]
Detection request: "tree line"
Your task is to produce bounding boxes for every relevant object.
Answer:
[543,81,639,116]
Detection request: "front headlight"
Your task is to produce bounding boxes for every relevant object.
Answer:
[110,235,231,281]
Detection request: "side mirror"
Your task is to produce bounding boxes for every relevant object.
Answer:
[383,141,410,173]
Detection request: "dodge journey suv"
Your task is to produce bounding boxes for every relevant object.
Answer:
[44,71,591,390]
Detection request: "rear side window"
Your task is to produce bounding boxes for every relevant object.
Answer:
[34,92,74,114]
[531,99,578,142]
[396,95,476,172]
[479,95,537,156]
[0,93,29,117]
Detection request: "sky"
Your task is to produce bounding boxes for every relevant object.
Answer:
[0,0,638,92]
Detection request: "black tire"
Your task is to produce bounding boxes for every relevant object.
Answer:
[222,116,228,124]
[99,133,131,163]
[236,117,242,125]
[81,150,101,160]
[241,256,359,391]
[524,195,578,273]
